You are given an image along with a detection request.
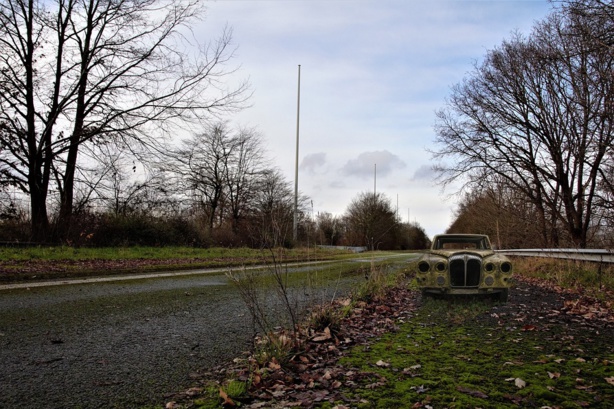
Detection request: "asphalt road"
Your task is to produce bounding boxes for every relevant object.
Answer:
[0,258,396,409]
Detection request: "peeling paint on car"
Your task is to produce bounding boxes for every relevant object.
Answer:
[413,234,513,301]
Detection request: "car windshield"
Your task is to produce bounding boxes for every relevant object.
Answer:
[433,236,490,250]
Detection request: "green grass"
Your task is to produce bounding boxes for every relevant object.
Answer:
[338,297,614,408]
[0,246,372,282]
[0,245,351,262]
[513,257,614,301]
[147,256,613,408]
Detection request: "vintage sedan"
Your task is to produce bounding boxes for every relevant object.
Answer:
[414,234,512,301]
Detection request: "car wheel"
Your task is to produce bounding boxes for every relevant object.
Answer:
[497,289,509,302]
[420,289,434,299]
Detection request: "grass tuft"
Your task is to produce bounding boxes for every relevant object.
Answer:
[252,331,297,367]
[354,260,398,303]
[513,256,614,299]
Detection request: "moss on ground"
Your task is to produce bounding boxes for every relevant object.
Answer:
[339,297,614,408]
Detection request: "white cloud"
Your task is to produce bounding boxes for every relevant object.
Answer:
[300,152,327,174]
[412,165,434,182]
[341,151,406,179]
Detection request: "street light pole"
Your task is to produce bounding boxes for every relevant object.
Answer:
[293,65,301,242]
[374,163,376,195]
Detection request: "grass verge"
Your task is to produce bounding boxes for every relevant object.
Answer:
[512,257,614,301]
[339,295,614,408]
[0,246,362,283]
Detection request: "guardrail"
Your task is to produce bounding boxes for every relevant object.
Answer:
[496,248,614,264]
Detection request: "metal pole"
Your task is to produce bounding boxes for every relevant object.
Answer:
[293,65,301,242]
[374,163,376,195]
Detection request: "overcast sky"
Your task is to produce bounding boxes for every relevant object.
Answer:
[196,0,554,238]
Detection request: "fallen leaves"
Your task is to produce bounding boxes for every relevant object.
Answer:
[165,277,614,409]
[456,386,489,399]
[505,377,527,389]
[311,327,332,343]
[267,358,281,371]
[375,360,390,368]
[219,388,235,407]
[193,285,418,408]
[563,298,614,322]
[517,276,614,323]
[548,371,561,379]
[411,385,429,394]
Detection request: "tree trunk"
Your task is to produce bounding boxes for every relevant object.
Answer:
[58,136,80,240]
[24,0,50,243]
[29,166,49,243]
[57,8,92,240]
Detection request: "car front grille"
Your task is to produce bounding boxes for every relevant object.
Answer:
[449,254,481,287]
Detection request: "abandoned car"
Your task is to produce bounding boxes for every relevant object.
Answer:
[415,234,512,301]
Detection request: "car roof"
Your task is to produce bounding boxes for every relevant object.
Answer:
[431,234,491,250]
[432,234,489,240]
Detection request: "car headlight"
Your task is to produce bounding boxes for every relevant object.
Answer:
[501,262,512,273]
[418,261,430,273]
[485,262,495,272]
[436,261,446,272]
[485,276,495,286]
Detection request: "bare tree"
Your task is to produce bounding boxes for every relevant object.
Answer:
[165,123,268,238]
[343,192,398,250]
[432,3,614,248]
[224,127,268,234]
[0,0,249,241]
[315,212,341,246]
[247,168,304,248]
[171,124,234,232]
[446,185,551,248]
[564,0,614,50]
[402,222,430,250]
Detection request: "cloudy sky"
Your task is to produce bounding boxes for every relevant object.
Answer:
[196,0,554,237]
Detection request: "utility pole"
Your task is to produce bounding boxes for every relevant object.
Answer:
[374,163,377,195]
[293,65,301,242]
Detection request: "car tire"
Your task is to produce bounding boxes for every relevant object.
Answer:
[420,289,435,300]
[497,289,509,302]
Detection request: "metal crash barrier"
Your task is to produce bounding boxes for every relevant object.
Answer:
[496,248,614,264]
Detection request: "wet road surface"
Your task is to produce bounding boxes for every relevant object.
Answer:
[0,261,380,408]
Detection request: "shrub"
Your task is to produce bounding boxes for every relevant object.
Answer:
[0,219,30,243]
[70,213,206,247]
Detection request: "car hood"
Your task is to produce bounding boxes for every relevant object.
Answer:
[429,249,495,258]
